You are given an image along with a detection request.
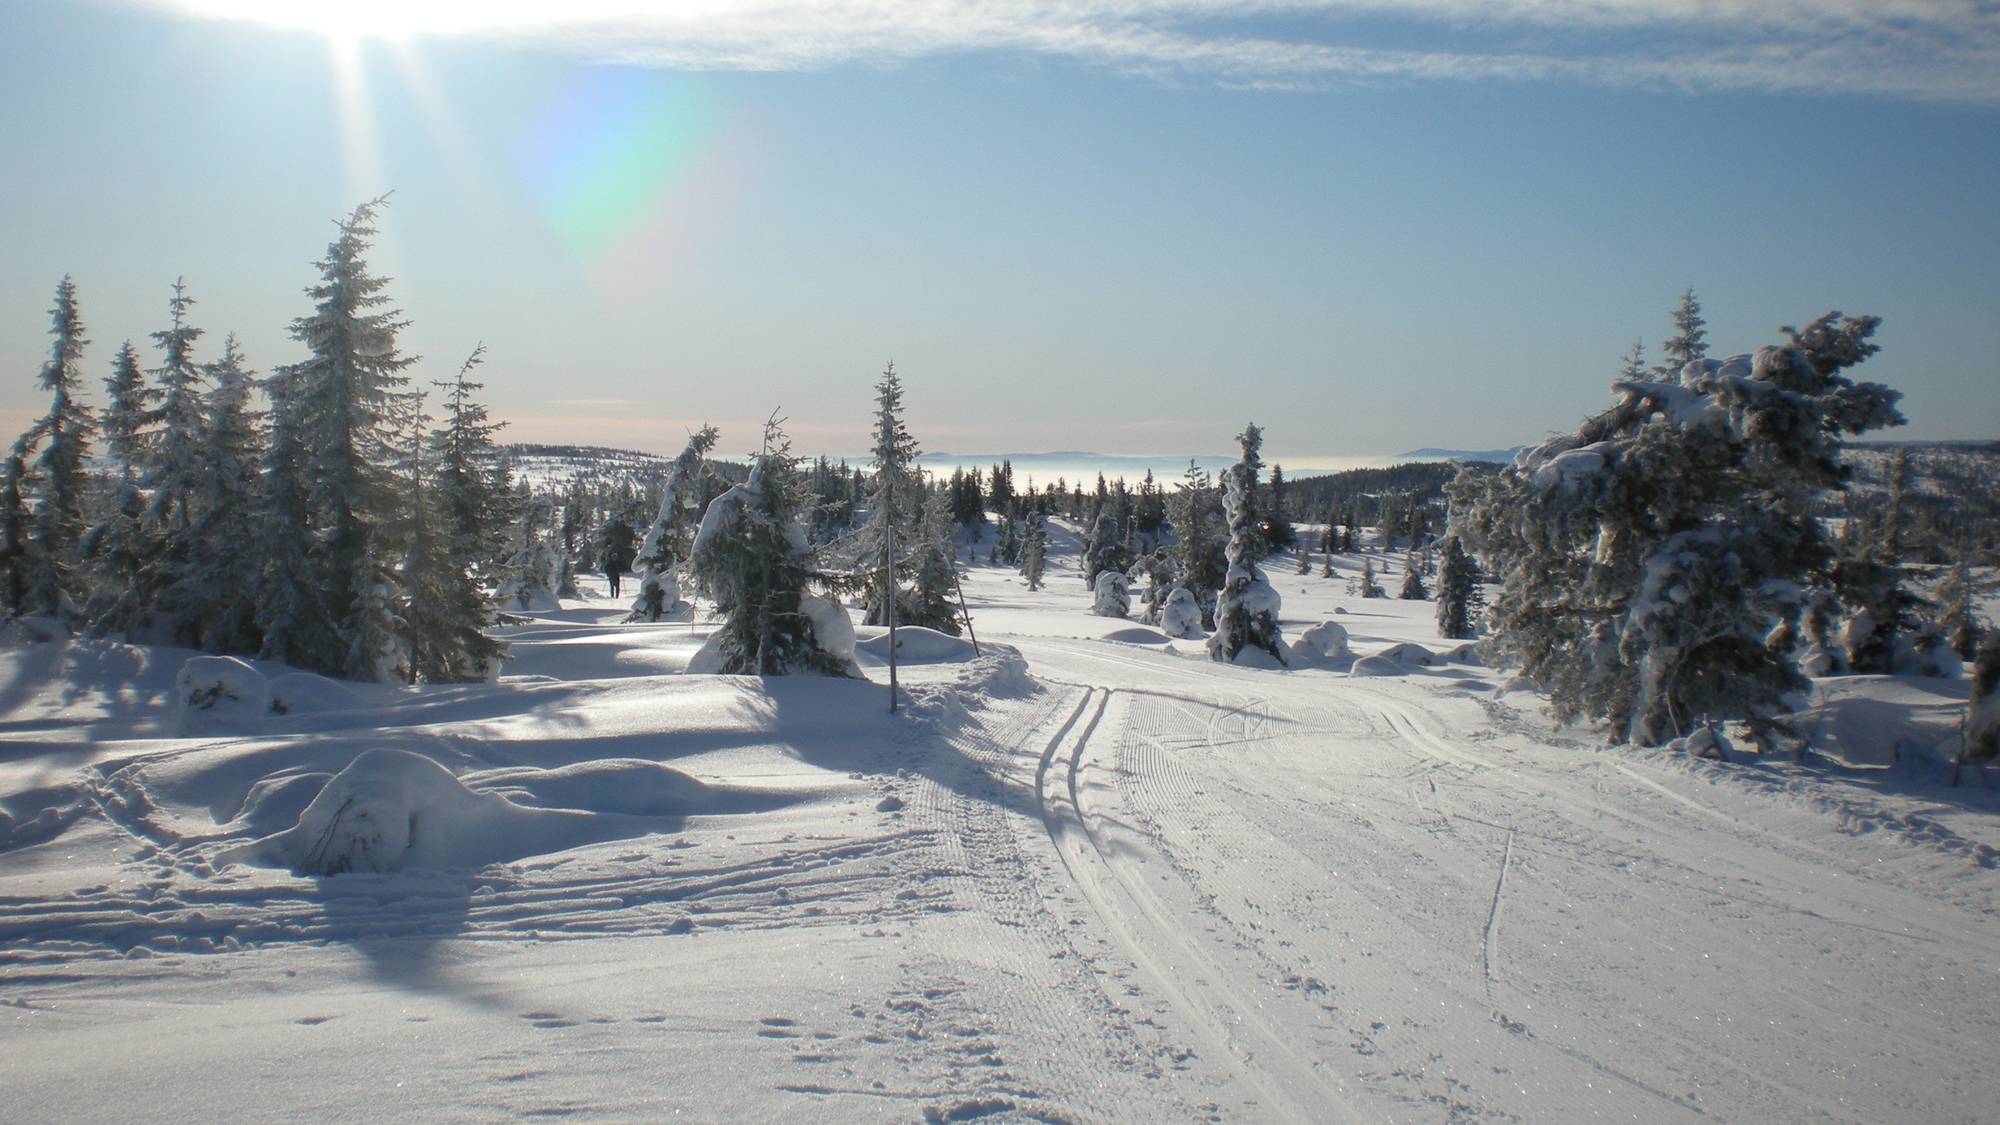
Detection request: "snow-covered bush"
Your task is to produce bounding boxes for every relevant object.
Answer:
[175,655,271,735]
[1092,570,1131,618]
[497,542,561,612]
[1450,312,1904,746]
[1160,587,1202,638]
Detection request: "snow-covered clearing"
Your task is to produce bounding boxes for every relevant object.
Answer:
[3,531,1996,1122]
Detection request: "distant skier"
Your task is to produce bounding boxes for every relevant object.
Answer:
[599,515,637,599]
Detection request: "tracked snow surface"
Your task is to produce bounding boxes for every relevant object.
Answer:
[3,526,1997,1123]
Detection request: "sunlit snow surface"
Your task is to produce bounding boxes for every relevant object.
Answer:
[3,524,1997,1122]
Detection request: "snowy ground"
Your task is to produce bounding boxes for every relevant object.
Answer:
[3,526,1997,1122]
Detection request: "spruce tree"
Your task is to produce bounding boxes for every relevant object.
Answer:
[1452,311,1903,746]
[1169,459,1225,628]
[860,362,920,627]
[430,345,515,581]
[1020,508,1047,592]
[906,483,963,635]
[628,425,718,621]
[1658,288,1709,383]
[262,197,422,680]
[157,335,263,651]
[396,413,506,682]
[1435,535,1482,640]
[23,276,95,620]
[1961,631,2000,770]
[1208,424,1287,665]
[686,415,851,676]
[1398,555,1428,600]
[100,340,155,481]
[0,444,33,614]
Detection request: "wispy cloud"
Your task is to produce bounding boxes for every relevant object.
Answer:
[150,2,2000,104]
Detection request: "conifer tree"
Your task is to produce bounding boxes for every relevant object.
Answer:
[1961,631,2000,770]
[1263,464,1296,555]
[0,444,32,614]
[906,483,963,635]
[1618,339,1646,381]
[1452,311,1903,746]
[157,335,263,651]
[144,279,208,538]
[429,345,515,580]
[686,414,852,676]
[1169,459,1225,628]
[860,362,920,626]
[396,413,507,682]
[101,341,156,480]
[1435,535,1481,640]
[1658,288,1708,382]
[1398,554,1428,600]
[1208,424,1287,665]
[23,277,95,619]
[1020,508,1047,592]
[261,197,421,680]
[627,425,718,620]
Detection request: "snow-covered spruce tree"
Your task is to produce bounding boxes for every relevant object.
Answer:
[80,342,155,632]
[1169,459,1225,629]
[627,424,719,621]
[1658,288,1708,383]
[155,336,263,652]
[1092,570,1131,618]
[1208,424,1287,666]
[1358,558,1383,599]
[1398,557,1428,600]
[252,350,327,666]
[1082,507,1129,590]
[1935,552,1994,661]
[686,416,853,676]
[395,414,506,682]
[1961,631,2000,770]
[1435,535,1481,640]
[497,495,563,613]
[1450,312,1903,747]
[1835,448,1922,673]
[1020,508,1047,592]
[0,443,33,614]
[859,362,920,627]
[23,276,95,620]
[1263,464,1297,557]
[429,345,515,585]
[264,197,422,681]
[903,482,963,635]
[143,280,208,535]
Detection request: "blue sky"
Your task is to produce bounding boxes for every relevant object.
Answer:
[1,1,1995,463]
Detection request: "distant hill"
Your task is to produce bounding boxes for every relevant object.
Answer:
[1397,447,1520,463]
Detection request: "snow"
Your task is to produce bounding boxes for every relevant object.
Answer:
[4,533,1998,1123]
[1293,619,1350,661]
[1159,587,1202,637]
[174,655,271,736]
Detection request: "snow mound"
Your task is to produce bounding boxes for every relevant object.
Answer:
[1103,626,1171,646]
[268,671,367,716]
[1348,655,1409,677]
[175,656,271,736]
[1295,621,1350,661]
[1437,642,1482,665]
[686,630,727,675]
[1377,642,1437,667]
[800,594,857,666]
[856,626,976,664]
[470,759,709,817]
[245,748,664,875]
[1160,588,1202,638]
